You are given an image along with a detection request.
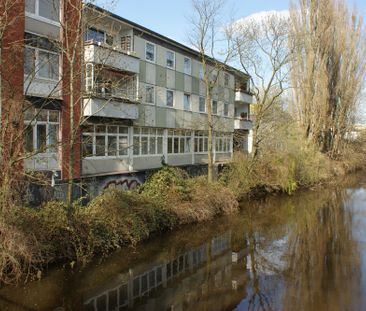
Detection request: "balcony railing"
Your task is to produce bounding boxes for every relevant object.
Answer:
[235,90,254,104]
[234,118,253,130]
[85,82,139,103]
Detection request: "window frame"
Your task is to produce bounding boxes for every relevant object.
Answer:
[24,45,60,82]
[223,102,229,117]
[167,130,192,154]
[183,57,192,75]
[25,0,61,26]
[24,108,60,155]
[166,50,175,69]
[145,41,156,63]
[145,84,155,105]
[212,100,218,115]
[166,89,174,107]
[133,127,164,157]
[184,93,191,111]
[199,96,206,113]
[82,125,130,159]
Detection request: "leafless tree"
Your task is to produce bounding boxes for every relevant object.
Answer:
[289,0,366,158]
[188,0,234,183]
[233,12,291,158]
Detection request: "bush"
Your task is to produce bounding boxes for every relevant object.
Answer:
[141,166,191,204]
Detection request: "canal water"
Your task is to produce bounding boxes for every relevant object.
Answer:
[1,173,366,311]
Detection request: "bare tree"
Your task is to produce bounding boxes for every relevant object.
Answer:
[188,0,234,183]
[233,12,291,158]
[289,0,366,158]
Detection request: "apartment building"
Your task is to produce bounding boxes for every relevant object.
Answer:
[0,1,253,198]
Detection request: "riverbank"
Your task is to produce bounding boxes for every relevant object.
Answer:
[1,137,365,286]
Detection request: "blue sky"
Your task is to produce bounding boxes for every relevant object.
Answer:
[99,0,366,45]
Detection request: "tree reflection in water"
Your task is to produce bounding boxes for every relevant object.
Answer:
[282,188,361,311]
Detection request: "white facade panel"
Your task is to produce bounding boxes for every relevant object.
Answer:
[83,98,139,119]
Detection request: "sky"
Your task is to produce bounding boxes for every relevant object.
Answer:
[98,0,366,45]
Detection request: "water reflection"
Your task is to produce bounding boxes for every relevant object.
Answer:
[0,175,365,311]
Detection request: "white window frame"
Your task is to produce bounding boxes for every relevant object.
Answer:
[166,89,174,107]
[215,133,232,153]
[199,96,206,113]
[145,41,156,63]
[24,45,60,82]
[194,131,208,154]
[82,125,129,159]
[212,100,218,115]
[184,57,192,75]
[24,108,60,155]
[223,102,229,117]
[184,93,191,111]
[166,50,175,69]
[167,130,192,154]
[145,84,155,104]
[25,0,61,26]
[133,127,164,157]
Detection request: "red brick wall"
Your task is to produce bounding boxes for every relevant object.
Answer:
[0,0,25,177]
[61,0,83,180]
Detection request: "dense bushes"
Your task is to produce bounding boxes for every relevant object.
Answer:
[0,167,239,285]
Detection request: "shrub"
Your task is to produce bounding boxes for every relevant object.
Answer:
[141,166,191,203]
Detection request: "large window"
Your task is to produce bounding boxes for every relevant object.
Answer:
[166,90,174,107]
[133,128,164,156]
[199,97,206,113]
[121,35,132,51]
[166,50,175,69]
[146,42,155,62]
[24,46,59,80]
[184,57,191,75]
[24,108,59,154]
[194,131,208,153]
[25,0,60,23]
[184,94,191,111]
[82,125,129,158]
[215,133,232,153]
[168,130,192,154]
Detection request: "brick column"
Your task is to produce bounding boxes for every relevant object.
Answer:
[61,0,83,181]
[0,0,25,183]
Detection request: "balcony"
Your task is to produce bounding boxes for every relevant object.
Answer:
[234,118,253,130]
[83,82,139,119]
[235,90,254,104]
[84,41,139,73]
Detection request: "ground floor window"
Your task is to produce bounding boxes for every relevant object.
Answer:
[133,127,164,156]
[167,130,192,154]
[194,131,208,153]
[215,133,232,153]
[24,107,60,154]
[82,125,129,158]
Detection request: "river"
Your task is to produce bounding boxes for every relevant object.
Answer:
[1,173,366,311]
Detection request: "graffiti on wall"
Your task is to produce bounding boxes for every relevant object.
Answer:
[101,175,143,191]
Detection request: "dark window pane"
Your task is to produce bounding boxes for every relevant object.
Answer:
[107,136,117,156]
[36,124,47,151]
[95,136,105,156]
[25,126,34,152]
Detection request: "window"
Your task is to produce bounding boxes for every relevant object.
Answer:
[224,102,229,117]
[24,108,59,153]
[145,85,155,104]
[212,100,218,115]
[224,73,230,87]
[133,128,164,156]
[215,133,232,153]
[194,131,208,153]
[184,57,191,75]
[199,65,204,80]
[121,35,132,51]
[145,42,155,62]
[166,90,174,107]
[184,94,191,111]
[199,97,206,113]
[24,46,59,81]
[26,0,60,23]
[82,125,129,158]
[86,28,104,43]
[167,130,192,154]
[166,50,175,68]
[106,34,114,46]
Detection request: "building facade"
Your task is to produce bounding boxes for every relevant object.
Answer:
[0,1,253,199]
